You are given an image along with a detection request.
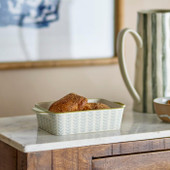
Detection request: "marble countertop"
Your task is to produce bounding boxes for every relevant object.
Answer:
[0,108,170,153]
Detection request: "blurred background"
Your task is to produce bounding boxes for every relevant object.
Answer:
[0,0,169,117]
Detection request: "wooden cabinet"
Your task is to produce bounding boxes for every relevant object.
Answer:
[93,151,170,170]
[1,138,170,170]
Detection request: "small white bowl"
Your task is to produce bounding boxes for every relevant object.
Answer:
[153,97,170,122]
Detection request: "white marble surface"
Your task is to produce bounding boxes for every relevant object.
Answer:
[0,108,170,153]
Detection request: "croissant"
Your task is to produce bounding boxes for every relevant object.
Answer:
[83,103,110,111]
[49,93,87,113]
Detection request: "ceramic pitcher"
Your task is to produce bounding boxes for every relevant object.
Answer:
[117,10,170,113]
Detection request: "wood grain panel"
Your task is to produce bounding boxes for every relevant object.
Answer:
[112,139,165,155]
[52,148,78,170]
[0,141,17,170]
[17,150,51,170]
[17,151,27,170]
[165,138,170,149]
[78,144,112,170]
[92,150,170,170]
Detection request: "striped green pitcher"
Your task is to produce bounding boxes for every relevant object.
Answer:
[117,10,170,113]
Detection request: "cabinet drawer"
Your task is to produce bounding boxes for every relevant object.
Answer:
[92,150,170,170]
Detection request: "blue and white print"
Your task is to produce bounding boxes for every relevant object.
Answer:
[0,0,60,28]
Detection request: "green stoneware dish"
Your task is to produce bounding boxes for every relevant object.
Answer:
[33,99,125,136]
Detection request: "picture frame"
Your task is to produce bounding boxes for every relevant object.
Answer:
[0,0,124,70]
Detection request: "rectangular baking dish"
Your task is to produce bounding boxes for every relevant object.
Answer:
[33,99,125,136]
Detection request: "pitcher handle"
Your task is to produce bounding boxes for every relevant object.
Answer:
[117,28,143,103]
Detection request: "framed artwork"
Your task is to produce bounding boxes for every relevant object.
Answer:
[0,0,124,69]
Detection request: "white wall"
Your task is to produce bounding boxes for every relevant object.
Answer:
[0,65,133,117]
[0,0,169,117]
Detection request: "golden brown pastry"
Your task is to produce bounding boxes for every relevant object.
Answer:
[95,103,110,109]
[82,103,97,111]
[49,93,87,113]
[167,100,170,105]
[83,103,110,111]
